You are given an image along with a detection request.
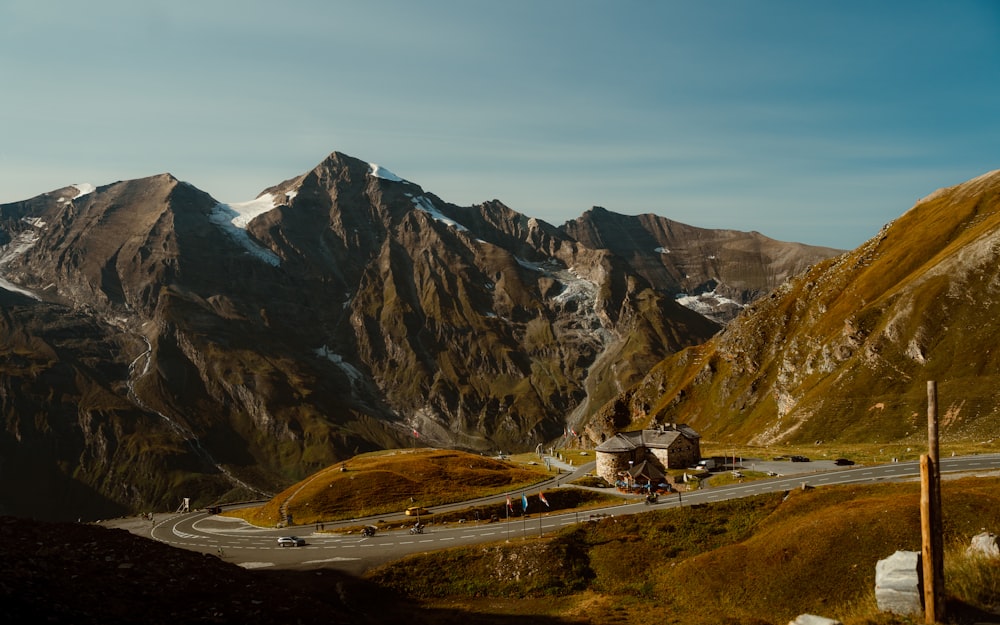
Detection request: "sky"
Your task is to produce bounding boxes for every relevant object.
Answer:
[1,1,998,250]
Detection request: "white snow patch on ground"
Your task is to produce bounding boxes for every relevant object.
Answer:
[0,224,43,300]
[223,194,277,229]
[22,217,46,228]
[675,290,743,316]
[0,276,40,300]
[72,183,95,199]
[237,562,275,569]
[553,267,598,306]
[315,346,365,385]
[655,246,670,254]
[208,195,281,266]
[514,258,599,307]
[369,163,404,182]
[412,195,468,232]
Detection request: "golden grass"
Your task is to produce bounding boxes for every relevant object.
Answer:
[231,448,552,526]
[369,476,1000,624]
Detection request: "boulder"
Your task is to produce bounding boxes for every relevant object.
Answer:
[788,614,843,625]
[874,550,923,616]
[967,532,1000,558]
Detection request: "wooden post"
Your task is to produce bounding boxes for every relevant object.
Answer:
[921,381,944,623]
[920,455,938,623]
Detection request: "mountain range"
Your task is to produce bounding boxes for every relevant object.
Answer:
[0,149,894,520]
[587,169,1000,448]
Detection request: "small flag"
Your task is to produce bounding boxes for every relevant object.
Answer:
[506,495,513,510]
[570,427,577,436]
[412,428,419,438]
[539,491,549,507]
[521,493,529,511]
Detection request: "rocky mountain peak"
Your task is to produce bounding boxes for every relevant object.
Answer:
[0,149,846,520]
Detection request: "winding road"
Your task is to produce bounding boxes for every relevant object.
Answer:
[113,454,1000,576]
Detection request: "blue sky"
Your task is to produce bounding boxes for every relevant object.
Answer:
[1,1,997,249]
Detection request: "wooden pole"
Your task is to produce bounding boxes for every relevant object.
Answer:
[920,454,938,623]
[921,381,944,623]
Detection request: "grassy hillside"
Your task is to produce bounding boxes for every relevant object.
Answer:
[590,169,1000,448]
[234,448,550,526]
[367,476,1000,624]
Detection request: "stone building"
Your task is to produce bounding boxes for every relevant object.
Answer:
[594,424,701,486]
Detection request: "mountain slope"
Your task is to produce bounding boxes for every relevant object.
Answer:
[590,169,1000,445]
[0,151,840,519]
[563,206,842,322]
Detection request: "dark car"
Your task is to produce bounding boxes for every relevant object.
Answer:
[833,458,855,466]
[790,455,810,462]
[277,536,305,547]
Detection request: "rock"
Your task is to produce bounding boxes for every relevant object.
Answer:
[789,614,842,625]
[967,532,1000,558]
[874,550,923,616]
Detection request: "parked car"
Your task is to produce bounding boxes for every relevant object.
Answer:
[790,455,810,462]
[277,536,305,547]
[833,458,855,466]
[405,506,431,516]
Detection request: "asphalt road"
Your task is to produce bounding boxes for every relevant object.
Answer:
[112,453,1000,576]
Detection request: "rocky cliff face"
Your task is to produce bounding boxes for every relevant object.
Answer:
[563,207,843,323]
[590,169,1000,447]
[0,151,839,519]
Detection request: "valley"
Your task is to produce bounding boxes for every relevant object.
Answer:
[50,448,1000,624]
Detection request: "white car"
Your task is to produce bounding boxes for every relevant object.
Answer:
[277,536,305,547]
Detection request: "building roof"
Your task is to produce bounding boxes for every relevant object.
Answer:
[595,424,700,454]
[595,432,640,453]
[627,459,665,481]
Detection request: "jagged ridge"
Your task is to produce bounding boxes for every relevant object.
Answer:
[0,151,841,519]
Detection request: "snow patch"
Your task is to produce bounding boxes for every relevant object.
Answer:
[222,194,277,229]
[553,267,598,306]
[675,290,743,316]
[237,562,275,569]
[368,163,404,182]
[655,247,671,254]
[411,195,468,232]
[514,256,561,272]
[0,221,44,299]
[315,346,365,385]
[72,183,95,199]
[208,195,281,266]
[0,276,40,300]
